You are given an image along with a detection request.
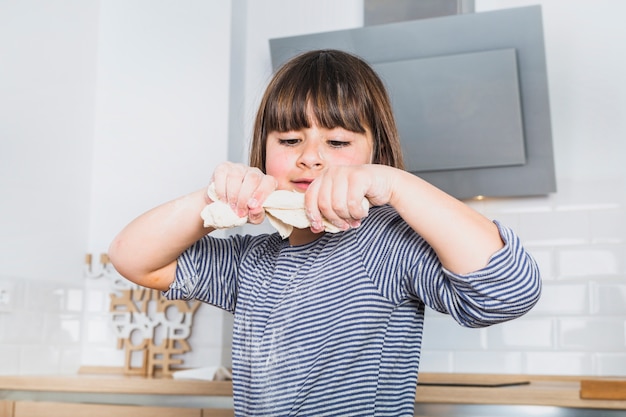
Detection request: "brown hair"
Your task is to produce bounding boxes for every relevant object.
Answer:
[249,49,404,171]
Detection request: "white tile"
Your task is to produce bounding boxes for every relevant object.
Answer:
[589,207,626,244]
[525,248,555,280]
[0,313,7,340]
[184,346,227,368]
[19,345,61,375]
[0,345,20,375]
[44,313,82,345]
[84,288,110,312]
[591,280,626,315]
[559,319,625,350]
[418,351,453,373]
[453,351,523,374]
[595,353,626,376]
[421,316,485,350]
[518,210,589,245]
[481,195,553,214]
[3,310,46,343]
[558,246,623,277]
[80,346,125,367]
[553,179,626,207]
[64,288,84,312]
[189,306,227,348]
[59,347,83,375]
[84,315,117,344]
[23,281,64,313]
[524,352,592,375]
[486,319,554,349]
[0,278,22,312]
[528,283,589,315]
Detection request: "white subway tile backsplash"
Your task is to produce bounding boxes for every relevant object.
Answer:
[416,177,626,376]
[594,353,626,376]
[189,305,228,348]
[84,287,112,312]
[19,345,62,375]
[528,283,589,315]
[558,245,623,277]
[84,315,117,344]
[559,318,625,351]
[184,346,228,368]
[589,208,626,244]
[44,313,82,345]
[59,347,83,375]
[554,179,626,207]
[0,345,20,375]
[418,351,453,373]
[80,346,125,367]
[518,210,589,245]
[23,281,80,313]
[421,314,485,351]
[525,248,555,280]
[453,351,523,374]
[524,352,593,375]
[2,311,46,344]
[591,280,626,315]
[477,194,553,214]
[486,319,554,349]
[65,288,84,312]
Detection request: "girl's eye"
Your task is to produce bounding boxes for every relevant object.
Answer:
[328,140,350,148]
[278,138,300,146]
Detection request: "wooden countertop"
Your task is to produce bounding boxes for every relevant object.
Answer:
[0,374,232,397]
[1,372,625,410]
[415,373,626,410]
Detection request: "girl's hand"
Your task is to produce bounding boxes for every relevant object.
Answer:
[210,162,277,224]
[304,164,397,233]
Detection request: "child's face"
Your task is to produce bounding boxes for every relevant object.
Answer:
[265,118,373,192]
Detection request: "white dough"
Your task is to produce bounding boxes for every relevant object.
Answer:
[200,201,248,229]
[201,183,369,238]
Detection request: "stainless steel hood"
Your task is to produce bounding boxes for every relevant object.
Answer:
[364,0,475,26]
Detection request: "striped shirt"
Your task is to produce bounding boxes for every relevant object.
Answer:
[167,205,541,416]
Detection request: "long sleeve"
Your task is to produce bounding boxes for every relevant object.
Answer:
[412,221,542,328]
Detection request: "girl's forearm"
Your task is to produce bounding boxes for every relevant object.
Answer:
[108,188,212,291]
[389,169,504,275]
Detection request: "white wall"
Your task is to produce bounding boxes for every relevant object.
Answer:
[88,0,232,252]
[0,1,99,283]
[1,0,625,377]
[83,0,234,371]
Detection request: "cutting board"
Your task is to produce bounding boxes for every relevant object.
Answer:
[580,379,626,400]
[417,373,530,388]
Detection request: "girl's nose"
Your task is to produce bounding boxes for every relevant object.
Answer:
[297,142,325,169]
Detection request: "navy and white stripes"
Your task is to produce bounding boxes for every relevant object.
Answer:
[166,205,541,416]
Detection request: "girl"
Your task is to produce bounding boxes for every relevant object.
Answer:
[109,49,541,417]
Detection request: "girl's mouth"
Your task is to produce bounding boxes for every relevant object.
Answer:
[292,179,313,191]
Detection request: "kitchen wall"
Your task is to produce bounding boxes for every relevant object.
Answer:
[1,0,624,376]
[0,0,99,374]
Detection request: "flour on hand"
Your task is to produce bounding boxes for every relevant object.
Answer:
[200,184,248,229]
[200,183,369,238]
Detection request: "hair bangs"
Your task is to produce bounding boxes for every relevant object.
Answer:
[263,54,369,134]
[262,80,310,133]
